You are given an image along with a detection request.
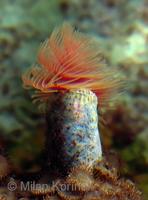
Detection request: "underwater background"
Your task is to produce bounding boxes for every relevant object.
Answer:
[0,0,147,199]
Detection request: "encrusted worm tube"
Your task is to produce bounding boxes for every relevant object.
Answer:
[46,89,102,172]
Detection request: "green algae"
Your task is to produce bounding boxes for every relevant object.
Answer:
[121,129,148,171]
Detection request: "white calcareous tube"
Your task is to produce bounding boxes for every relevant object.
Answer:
[46,89,102,174]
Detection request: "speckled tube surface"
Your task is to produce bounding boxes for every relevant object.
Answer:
[46,89,102,173]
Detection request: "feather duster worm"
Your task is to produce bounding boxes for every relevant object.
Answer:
[22,23,124,173]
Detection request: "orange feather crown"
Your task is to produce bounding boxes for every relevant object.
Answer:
[22,23,125,110]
